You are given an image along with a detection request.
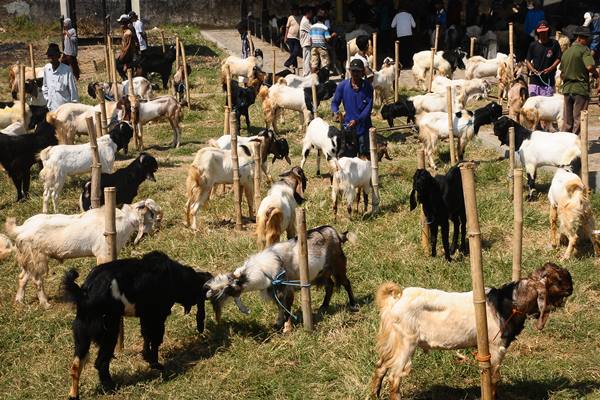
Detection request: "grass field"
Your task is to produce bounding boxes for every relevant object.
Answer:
[1,24,600,400]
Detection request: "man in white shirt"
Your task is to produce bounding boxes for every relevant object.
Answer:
[391,7,416,67]
[299,6,314,76]
[129,11,147,55]
[42,43,79,111]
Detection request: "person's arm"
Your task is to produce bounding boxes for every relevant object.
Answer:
[583,51,599,78]
[68,71,79,103]
[525,43,536,73]
[284,17,291,41]
[331,81,344,116]
[357,84,373,122]
[543,58,560,74]
[119,32,131,61]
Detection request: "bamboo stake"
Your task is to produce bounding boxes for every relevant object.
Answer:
[159,29,166,53]
[29,43,35,73]
[225,65,233,110]
[459,163,493,400]
[580,111,589,189]
[508,23,514,77]
[372,32,378,72]
[272,49,277,86]
[434,25,440,53]
[223,105,230,135]
[107,35,113,82]
[509,126,515,199]
[104,36,110,80]
[311,83,318,116]
[253,141,262,217]
[346,42,351,79]
[94,111,102,139]
[446,86,457,164]
[96,87,108,136]
[127,69,140,151]
[470,37,476,58]
[428,47,435,92]
[296,208,313,332]
[229,107,242,230]
[19,65,26,127]
[180,40,191,107]
[512,168,523,281]
[394,41,400,102]
[110,37,119,100]
[104,187,122,351]
[175,34,180,71]
[369,128,381,214]
[248,30,255,54]
[417,149,430,253]
[86,117,102,209]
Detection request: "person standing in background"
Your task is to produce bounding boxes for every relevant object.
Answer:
[391,4,416,68]
[129,11,147,57]
[526,21,561,96]
[284,5,302,70]
[583,11,600,62]
[115,14,139,80]
[309,9,336,73]
[42,43,78,111]
[61,18,79,80]
[523,0,545,55]
[300,6,314,76]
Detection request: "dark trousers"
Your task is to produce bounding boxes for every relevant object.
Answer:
[397,36,413,68]
[357,133,370,157]
[284,38,301,68]
[562,94,589,135]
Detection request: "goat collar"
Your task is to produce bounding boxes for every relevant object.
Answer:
[492,307,525,342]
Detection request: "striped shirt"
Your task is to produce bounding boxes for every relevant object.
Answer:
[309,22,331,49]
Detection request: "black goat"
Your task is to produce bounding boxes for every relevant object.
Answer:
[380,97,416,127]
[79,153,159,211]
[335,126,359,159]
[409,166,467,261]
[304,80,338,113]
[140,46,177,89]
[225,80,257,133]
[473,101,502,135]
[63,251,215,399]
[264,69,293,86]
[0,120,57,201]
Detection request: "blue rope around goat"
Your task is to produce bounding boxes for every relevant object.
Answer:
[269,270,311,322]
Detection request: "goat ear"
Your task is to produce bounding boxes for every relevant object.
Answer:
[134,204,148,245]
[409,189,418,210]
[535,278,550,330]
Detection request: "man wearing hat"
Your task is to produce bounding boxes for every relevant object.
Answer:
[331,58,373,157]
[525,20,561,96]
[560,26,599,134]
[41,43,79,111]
[129,11,147,56]
[61,18,80,80]
[116,14,140,80]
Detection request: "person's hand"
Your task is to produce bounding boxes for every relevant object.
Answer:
[331,32,337,38]
[348,119,357,128]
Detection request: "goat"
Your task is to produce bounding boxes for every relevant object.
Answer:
[409,166,467,261]
[472,101,502,135]
[520,94,564,131]
[256,167,307,249]
[39,122,133,213]
[259,79,313,132]
[8,64,43,98]
[87,77,154,101]
[411,49,466,90]
[465,52,509,79]
[372,58,396,108]
[0,121,27,136]
[185,145,255,231]
[331,156,372,219]
[300,117,357,176]
[173,63,192,100]
[0,233,14,261]
[5,199,162,308]
[283,67,330,88]
[122,95,183,148]
[0,102,30,130]
[497,61,527,101]
[380,97,416,127]
[548,168,595,260]
[493,116,581,199]
[431,76,490,104]
[221,48,264,85]
[417,110,475,169]
[409,91,464,114]
[224,79,259,133]
[371,263,573,400]
[507,76,529,121]
[0,120,58,201]
[139,45,177,89]
[264,69,293,86]
[205,225,359,332]
[63,251,214,399]
[80,153,158,211]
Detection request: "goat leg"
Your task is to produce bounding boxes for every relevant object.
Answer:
[370,358,388,399]
[526,171,536,201]
[550,205,559,248]
[22,170,31,199]
[430,224,439,257]
[441,222,452,261]
[316,149,322,176]
[319,278,335,314]
[450,216,460,255]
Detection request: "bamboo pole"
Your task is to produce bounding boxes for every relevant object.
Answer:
[230,109,243,230]
[225,65,233,110]
[19,65,26,127]
[508,23,514,77]
[346,42,351,79]
[369,128,381,214]
[107,35,113,83]
[428,47,435,92]
[509,126,515,199]
[459,163,493,400]
[175,34,180,72]
[96,87,108,136]
[104,36,110,80]
[580,111,589,189]
[180,40,191,107]
[272,49,277,86]
[372,32,378,72]
[29,43,35,73]
[417,149,430,253]
[127,69,138,149]
[336,0,343,24]
[104,187,122,351]
[311,83,318,116]
[110,37,119,100]
[470,37,476,58]
[94,111,102,139]
[446,86,457,164]
[159,29,166,53]
[434,25,440,53]
[253,141,262,217]
[296,208,313,332]
[394,41,400,102]
[248,30,255,54]
[512,168,523,281]
[223,105,230,135]
[86,117,102,209]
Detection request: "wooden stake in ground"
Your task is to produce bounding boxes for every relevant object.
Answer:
[508,23,515,77]
[428,47,435,92]
[394,40,400,102]
[417,149,430,253]
[434,25,440,53]
[106,35,113,83]
[223,105,230,135]
[446,86,457,164]
[580,110,589,189]
[248,30,255,55]
[225,65,233,110]
[470,37,476,58]
[295,208,313,332]
[86,117,102,209]
[96,87,108,136]
[252,141,262,217]
[175,34,180,72]
[127,69,141,150]
[372,32,378,72]
[110,38,119,100]
[180,40,191,107]
[94,111,102,139]
[29,43,35,73]
[346,42,351,79]
[103,187,122,351]
[104,36,110,81]
[272,49,277,86]
[508,126,515,199]
[159,29,166,53]
[311,83,318,116]
[369,128,381,214]
[459,163,493,400]
[229,109,243,230]
[512,168,523,281]
[19,65,26,127]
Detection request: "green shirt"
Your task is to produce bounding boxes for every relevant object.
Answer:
[560,42,595,97]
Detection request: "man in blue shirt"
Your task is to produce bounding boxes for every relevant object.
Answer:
[332,59,373,157]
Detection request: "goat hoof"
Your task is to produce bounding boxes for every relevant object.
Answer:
[318,306,328,315]
[100,379,116,393]
[150,362,164,370]
[68,396,79,400]
[348,303,359,312]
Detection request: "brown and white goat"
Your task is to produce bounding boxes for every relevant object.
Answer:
[121,95,183,148]
[370,263,573,400]
[507,76,528,122]
[256,167,307,249]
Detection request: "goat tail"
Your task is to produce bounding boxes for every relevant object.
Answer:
[257,207,283,248]
[339,231,358,246]
[185,166,205,226]
[375,282,403,312]
[38,146,51,162]
[4,217,18,239]
[45,111,58,126]
[62,269,83,304]
[258,85,269,101]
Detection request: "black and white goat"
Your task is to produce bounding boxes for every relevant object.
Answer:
[80,153,159,211]
[493,116,581,199]
[371,263,573,400]
[473,101,503,135]
[380,97,416,128]
[205,225,359,332]
[409,166,467,261]
[63,251,215,399]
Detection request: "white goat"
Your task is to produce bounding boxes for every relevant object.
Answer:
[520,94,564,131]
[89,77,153,101]
[5,199,162,308]
[131,95,183,148]
[465,52,509,79]
[418,110,475,169]
[45,101,121,144]
[0,233,14,261]
[372,58,396,108]
[284,73,319,88]
[221,50,264,84]
[410,92,464,114]
[331,157,372,218]
[411,51,453,90]
[39,123,133,213]
[0,121,27,136]
[0,103,30,130]
[300,117,341,176]
[259,81,312,132]
[431,76,490,105]
[185,145,255,230]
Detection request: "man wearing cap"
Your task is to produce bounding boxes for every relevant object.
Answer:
[332,59,373,157]
[525,21,561,96]
[129,11,147,56]
[116,14,140,80]
[61,18,80,80]
[41,43,79,111]
[560,26,599,134]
